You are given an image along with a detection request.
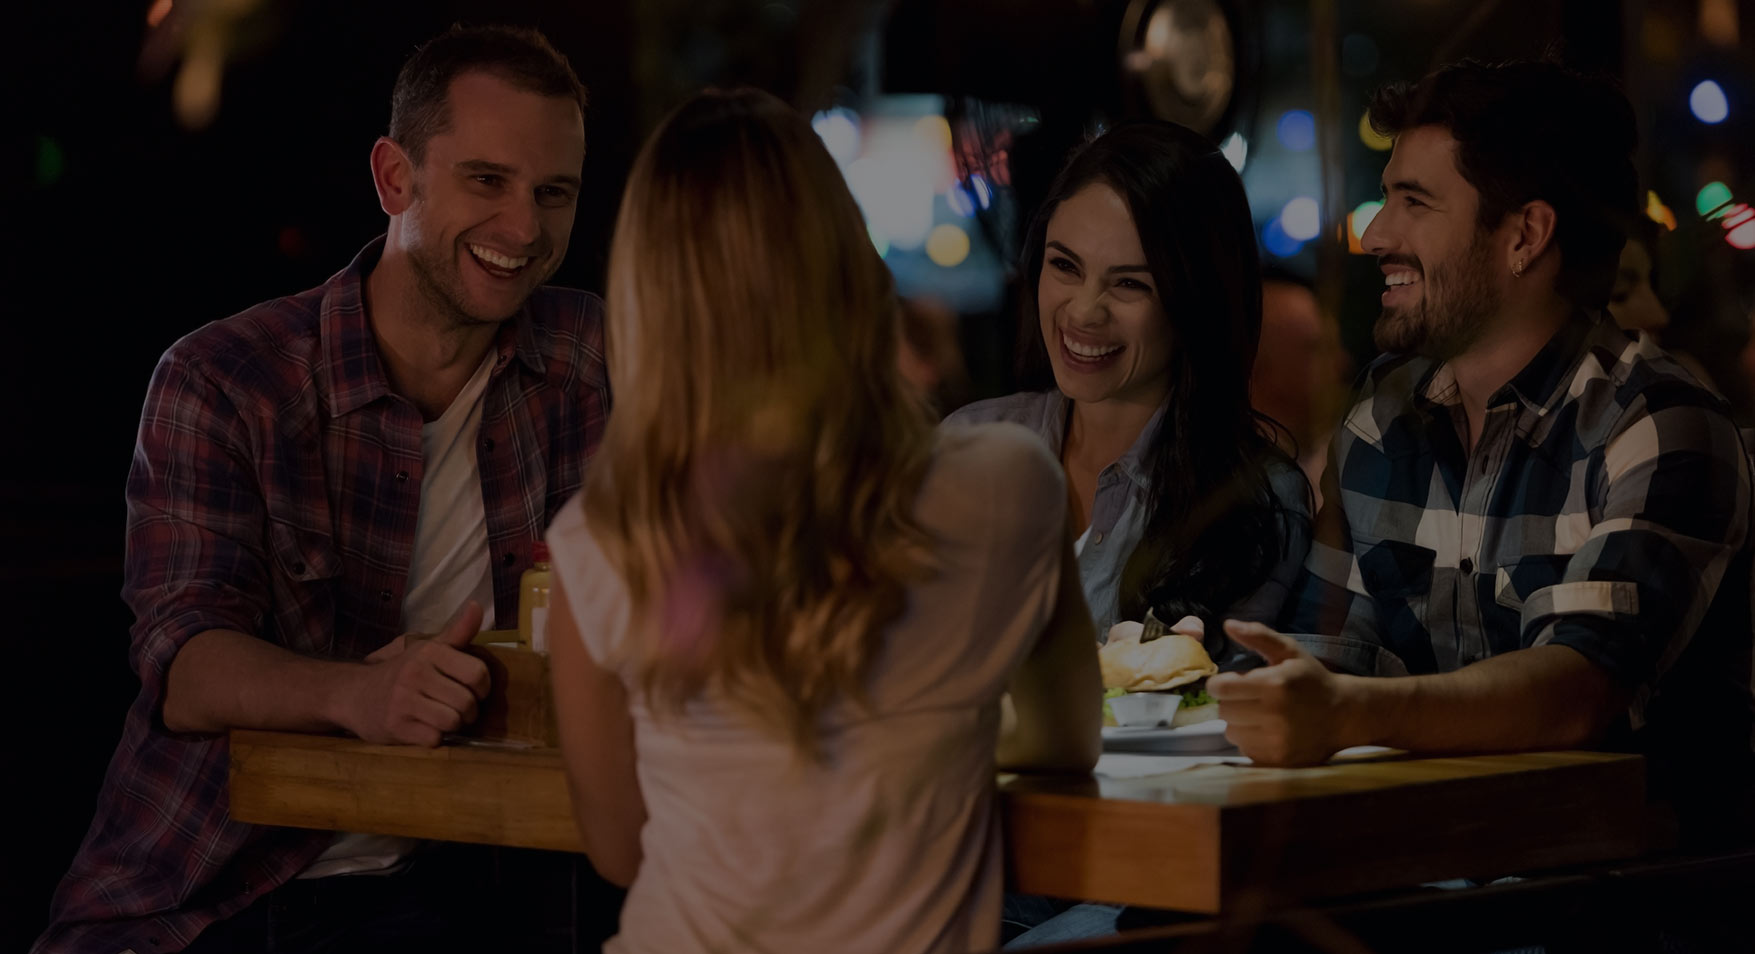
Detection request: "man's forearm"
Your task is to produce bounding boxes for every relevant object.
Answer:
[1338,645,1625,754]
[163,629,363,735]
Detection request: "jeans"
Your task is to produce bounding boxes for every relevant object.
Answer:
[1003,902,1124,949]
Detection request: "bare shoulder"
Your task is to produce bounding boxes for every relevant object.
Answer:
[931,422,1066,538]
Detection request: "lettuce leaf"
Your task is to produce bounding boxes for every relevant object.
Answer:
[1177,687,1215,708]
[1102,687,1125,725]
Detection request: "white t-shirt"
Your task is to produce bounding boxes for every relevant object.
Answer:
[401,354,499,635]
[546,423,1068,954]
[299,353,497,880]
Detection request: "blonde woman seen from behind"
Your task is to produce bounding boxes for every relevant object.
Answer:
[544,89,1101,954]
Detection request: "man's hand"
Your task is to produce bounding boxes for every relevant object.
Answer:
[1208,620,1359,766]
[339,601,491,747]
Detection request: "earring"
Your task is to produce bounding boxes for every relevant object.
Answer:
[1512,259,1526,278]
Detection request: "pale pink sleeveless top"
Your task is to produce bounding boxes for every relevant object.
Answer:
[545,424,1066,954]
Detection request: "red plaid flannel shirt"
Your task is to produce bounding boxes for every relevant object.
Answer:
[36,239,608,954]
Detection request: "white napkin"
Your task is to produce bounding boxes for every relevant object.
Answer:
[1094,745,1397,780]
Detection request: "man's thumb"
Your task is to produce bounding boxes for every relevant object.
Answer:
[436,601,485,648]
[1223,620,1306,665]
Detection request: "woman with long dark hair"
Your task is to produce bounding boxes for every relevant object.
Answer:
[947,119,1311,654]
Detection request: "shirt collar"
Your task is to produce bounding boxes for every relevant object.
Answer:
[1414,309,1602,418]
[1035,390,1163,491]
[320,236,548,418]
[1495,309,1599,416]
[1114,400,1167,489]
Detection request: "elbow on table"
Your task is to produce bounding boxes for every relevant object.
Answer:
[161,685,215,735]
[1560,665,1630,751]
[1529,679,1624,752]
[1555,701,1621,751]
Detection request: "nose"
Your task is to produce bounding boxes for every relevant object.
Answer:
[1360,205,1393,257]
[496,193,543,248]
[1062,280,1109,327]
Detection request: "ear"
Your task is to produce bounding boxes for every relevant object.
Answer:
[370,137,416,217]
[1508,199,1558,277]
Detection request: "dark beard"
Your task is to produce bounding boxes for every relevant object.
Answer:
[1372,234,1501,360]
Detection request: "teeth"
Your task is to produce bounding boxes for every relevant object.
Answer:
[469,244,531,270]
[1063,333,1122,359]
[1385,272,1418,287]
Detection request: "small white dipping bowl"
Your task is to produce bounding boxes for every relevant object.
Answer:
[1108,692,1183,728]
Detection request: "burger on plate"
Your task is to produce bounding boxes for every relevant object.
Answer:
[1099,619,1219,728]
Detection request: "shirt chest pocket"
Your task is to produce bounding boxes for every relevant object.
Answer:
[1356,537,1436,600]
[1356,538,1438,664]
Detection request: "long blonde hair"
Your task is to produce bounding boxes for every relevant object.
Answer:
[584,89,936,753]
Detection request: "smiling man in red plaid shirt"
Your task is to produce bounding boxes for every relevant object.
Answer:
[37,26,608,954]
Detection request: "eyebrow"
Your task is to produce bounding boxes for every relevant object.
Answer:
[1045,240,1150,274]
[456,159,582,190]
[1382,178,1438,200]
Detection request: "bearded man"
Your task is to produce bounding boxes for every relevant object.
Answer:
[1210,60,1753,846]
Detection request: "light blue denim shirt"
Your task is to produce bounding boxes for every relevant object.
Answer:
[943,389,1311,642]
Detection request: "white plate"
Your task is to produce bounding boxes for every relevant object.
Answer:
[1101,719,1237,754]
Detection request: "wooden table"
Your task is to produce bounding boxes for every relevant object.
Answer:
[229,731,1647,915]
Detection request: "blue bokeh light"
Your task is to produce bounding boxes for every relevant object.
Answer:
[1262,218,1305,258]
[946,182,977,218]
[969,173,993,210]
[1276,110,1317,152]
[1691,80,1729,124]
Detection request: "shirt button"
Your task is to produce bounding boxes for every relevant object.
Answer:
[1092,532,1104,545]
[379,588,393,602]
[503,552,516,567]
[1460,558,1475,574]
[291,561,306,575]
[395,470,409,483]
[481,437,496,453]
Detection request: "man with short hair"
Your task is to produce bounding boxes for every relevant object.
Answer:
[1216,60,1752,830]
[37,25,608,953]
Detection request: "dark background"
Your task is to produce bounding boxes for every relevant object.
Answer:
[4,1,1752,949]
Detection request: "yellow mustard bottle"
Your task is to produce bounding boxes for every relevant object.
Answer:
[518,541,552,653]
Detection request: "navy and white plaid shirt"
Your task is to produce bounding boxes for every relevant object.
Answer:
[1286,311,1753,777]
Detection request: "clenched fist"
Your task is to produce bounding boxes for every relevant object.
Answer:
[1208,620,1359,766]
[339,601,492,747]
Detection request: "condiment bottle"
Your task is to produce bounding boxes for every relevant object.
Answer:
[518,541,552,653]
